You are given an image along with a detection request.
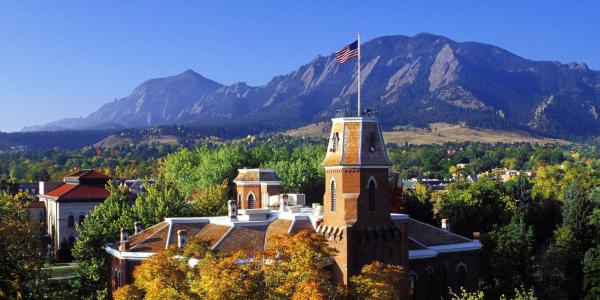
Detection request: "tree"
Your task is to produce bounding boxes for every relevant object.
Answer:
[481,217,535,298]
[72,184,135,299]
[262,231,337,299]
[404,184,435,224]
[583,245,600,300]
[188,179,229,217]
[191,251,264,300]
[0,195,47,299]
[350,261,405,300]
[437,178,509,237]
[128,246,194,300]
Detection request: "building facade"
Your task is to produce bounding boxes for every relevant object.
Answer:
[39,169,111,259]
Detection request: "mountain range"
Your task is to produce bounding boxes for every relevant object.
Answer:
[23,33,600,139]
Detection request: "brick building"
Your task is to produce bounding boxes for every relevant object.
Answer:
[105,116,481,299]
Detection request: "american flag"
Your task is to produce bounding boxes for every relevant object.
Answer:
[335,40,359,64]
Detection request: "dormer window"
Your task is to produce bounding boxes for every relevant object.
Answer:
[368,132,377,152]
[330,132,340,152]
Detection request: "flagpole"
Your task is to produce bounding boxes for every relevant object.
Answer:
[357,32,361,116]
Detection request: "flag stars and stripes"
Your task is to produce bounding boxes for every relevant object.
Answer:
[335,40,359,64]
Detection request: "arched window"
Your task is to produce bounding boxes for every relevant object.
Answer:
[331,180,337,212]
[408,273,417,300]
[248,193,255,209]
[457,264,467,288]
[79,215,85,225]
[368,179,376,212]
[426,267,434,300]
[67,215,75,228]
[331,132,339,152]
[68,235,75,248]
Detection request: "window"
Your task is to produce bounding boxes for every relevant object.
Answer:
[368,132,377,152]
[457,264,467,288]
[408,273,417,300]
[426,267,434,300]
[248,193,255,209]
[330,132,339,152]
[67,215,75,228]
[68,235,75,248]
[368,179,376,212]
[331,180,337,212]
[79,215,85,225]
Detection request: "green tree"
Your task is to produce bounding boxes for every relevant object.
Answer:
[72,184,135,299]
[481,217,535,298]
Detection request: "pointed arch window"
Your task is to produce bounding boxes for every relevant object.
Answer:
[67,215,75,228]
[368,179,376,212]
[330,132,339,152]
[331,180,337,212]
[457,264,467,288]
[248,193,255,209]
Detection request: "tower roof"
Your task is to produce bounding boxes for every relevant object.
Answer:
[322,117,392,167]
[233,168,281,183]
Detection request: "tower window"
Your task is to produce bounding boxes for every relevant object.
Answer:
[248,193,255,209]
[331,180,337,212]
[368,132,377,152]
[457,264,467,288]
[368,179,376,212]
[330,132,339,152]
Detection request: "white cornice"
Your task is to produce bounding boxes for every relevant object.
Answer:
[105,245,155,260]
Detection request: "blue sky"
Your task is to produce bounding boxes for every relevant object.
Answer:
[0,1,599,132]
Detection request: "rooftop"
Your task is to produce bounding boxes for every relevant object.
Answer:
[106,208,480,261]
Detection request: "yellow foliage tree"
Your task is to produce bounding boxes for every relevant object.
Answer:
[190,251,264,300]
[262,230,337,299]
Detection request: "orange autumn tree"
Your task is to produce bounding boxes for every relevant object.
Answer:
[350,261,405,300]
[262,230,338,299]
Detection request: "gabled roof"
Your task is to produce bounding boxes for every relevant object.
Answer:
[44,183,110,201]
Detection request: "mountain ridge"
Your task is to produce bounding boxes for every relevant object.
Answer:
[24,33,600,139]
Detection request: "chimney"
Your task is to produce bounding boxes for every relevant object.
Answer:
[227,200,238,219]
[177,230,187,249]
[441,219,450,232]
[119,228,129,251]
[134,222,143,234]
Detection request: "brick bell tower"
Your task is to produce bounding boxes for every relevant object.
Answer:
[318,114,408,285]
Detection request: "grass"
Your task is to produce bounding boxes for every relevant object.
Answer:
[43,262,78,279]
[284,122,570,145]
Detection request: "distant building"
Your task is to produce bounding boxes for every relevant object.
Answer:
[117,179,154,195]
[105,115,481,299]
[39,169,111,260]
